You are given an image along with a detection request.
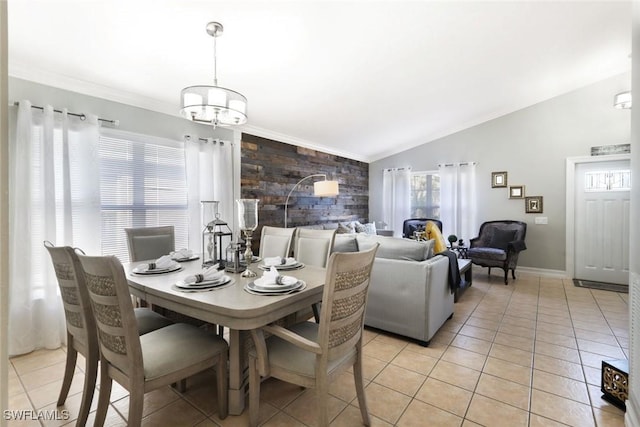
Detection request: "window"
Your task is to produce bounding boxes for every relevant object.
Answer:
[410,171,440,218]
[99,131,188,261]
[584,170,631,192]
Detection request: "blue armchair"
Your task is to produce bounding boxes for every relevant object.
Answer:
[467,220,527,284]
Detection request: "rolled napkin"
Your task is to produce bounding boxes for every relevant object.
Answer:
[183,264,224,284]
[254,266,298,287]
[148,255,174,270]
[171,248,194,260]
[263,256,297,267]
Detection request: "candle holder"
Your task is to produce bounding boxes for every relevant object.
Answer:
[201,201,233,268]
[237,199,259,278]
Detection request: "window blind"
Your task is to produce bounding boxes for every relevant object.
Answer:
[99,132,188,261]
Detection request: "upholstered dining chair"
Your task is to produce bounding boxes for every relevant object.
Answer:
[258,226,296,259]
[293,228,337,268]
[248,244,379,427]
[467,220,527,284]
[43,242,174,426]
[125,226,175,262]
[294,228,338,322]
[77,253,229,426]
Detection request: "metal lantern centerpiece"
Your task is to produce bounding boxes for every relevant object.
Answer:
[201,201,232,268]
[236,199,259,278]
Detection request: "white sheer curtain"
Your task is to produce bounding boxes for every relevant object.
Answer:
[9,101,100,355]
[438,162,477,241]
[382,167,411,237]
[186,139,235,252]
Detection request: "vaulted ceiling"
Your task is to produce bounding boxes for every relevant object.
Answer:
[8,1,632,162]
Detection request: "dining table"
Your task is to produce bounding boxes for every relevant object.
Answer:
[123,257,326,415]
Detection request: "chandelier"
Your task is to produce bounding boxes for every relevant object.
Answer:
[180,22,248,128]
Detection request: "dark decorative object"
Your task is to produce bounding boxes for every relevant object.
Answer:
[601,359,628,411]
[525,196,543,213]
[467,220,527,284]
[491,171,508,188]
[447,235,457,247]
[509,185,525,199]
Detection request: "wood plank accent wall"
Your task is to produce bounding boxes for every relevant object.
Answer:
[240,134,369,249]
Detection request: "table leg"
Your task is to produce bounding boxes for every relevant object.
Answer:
[228,329,247,415]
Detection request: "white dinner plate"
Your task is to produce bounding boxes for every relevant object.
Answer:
[245,280,305,295]
[172,256,200,263]
[258,262,305,271]
[132,263,182,275]
[175,275,232,289]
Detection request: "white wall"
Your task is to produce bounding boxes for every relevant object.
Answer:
[1,2,8,423]
[370,73,631,272]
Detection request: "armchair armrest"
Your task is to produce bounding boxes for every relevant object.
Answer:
[263,324,322,354]
[469,236,481,248]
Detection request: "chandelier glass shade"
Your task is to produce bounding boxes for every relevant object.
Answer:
[180,22,248,128]
[613,91,632,109]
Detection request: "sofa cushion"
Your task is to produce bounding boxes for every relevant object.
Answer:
[336,222,355,234]
[488,229,517,250]
[356,234,432,261]
[332,234,359,253]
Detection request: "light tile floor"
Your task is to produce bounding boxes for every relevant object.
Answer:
[7,271,629,426]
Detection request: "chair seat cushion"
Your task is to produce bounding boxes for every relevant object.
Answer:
[140,323,227,381]
[134,308,173,335]
[467,247,507,261]
[250,322,354,380]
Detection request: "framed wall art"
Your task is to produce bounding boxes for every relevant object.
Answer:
[509,185,525,199]
[525,196,543,213]
[491,171,508,188]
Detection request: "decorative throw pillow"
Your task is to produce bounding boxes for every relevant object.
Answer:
[363,222,377,235]
[336,222,355,234]
[426,221,447,254]
[488,229,517,250]
[353,221,367,233]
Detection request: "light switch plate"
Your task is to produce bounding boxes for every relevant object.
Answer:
[534,217,548,225]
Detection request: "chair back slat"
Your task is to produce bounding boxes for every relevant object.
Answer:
[79,254,143,378]
[318,244,378,359]
[44,243,96,350]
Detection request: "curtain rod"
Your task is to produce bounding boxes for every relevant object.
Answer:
[183,135,233,146]
[383,167,411,172]
[13,102,118,126]
[438,161,477,167]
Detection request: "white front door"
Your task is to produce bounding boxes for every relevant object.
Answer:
[574,159,630,285]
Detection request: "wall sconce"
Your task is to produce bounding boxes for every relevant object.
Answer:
[614,91,632,109]
[284,174,339,228]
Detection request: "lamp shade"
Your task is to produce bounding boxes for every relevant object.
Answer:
[314,180,339,197]
[614,91,632,109]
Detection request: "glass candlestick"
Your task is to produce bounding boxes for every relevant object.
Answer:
[237,199,259,278]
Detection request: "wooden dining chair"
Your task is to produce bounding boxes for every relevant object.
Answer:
[293,228,338,322]
[258,226,296,259]
[125,226,175,262]
[248,244,379,427]
[77,253,229,426]
[43,242,174,426]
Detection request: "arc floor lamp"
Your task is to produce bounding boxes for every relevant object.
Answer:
[284,174,339,228]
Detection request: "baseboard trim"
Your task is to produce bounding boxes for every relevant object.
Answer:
[516,266,568,279]
[471,265,568,279]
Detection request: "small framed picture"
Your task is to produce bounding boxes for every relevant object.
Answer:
[525,196,543,213]
[491,171,508,188]
[509,185,525,199]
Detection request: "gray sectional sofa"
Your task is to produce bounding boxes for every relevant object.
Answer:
[331,233,454,345]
